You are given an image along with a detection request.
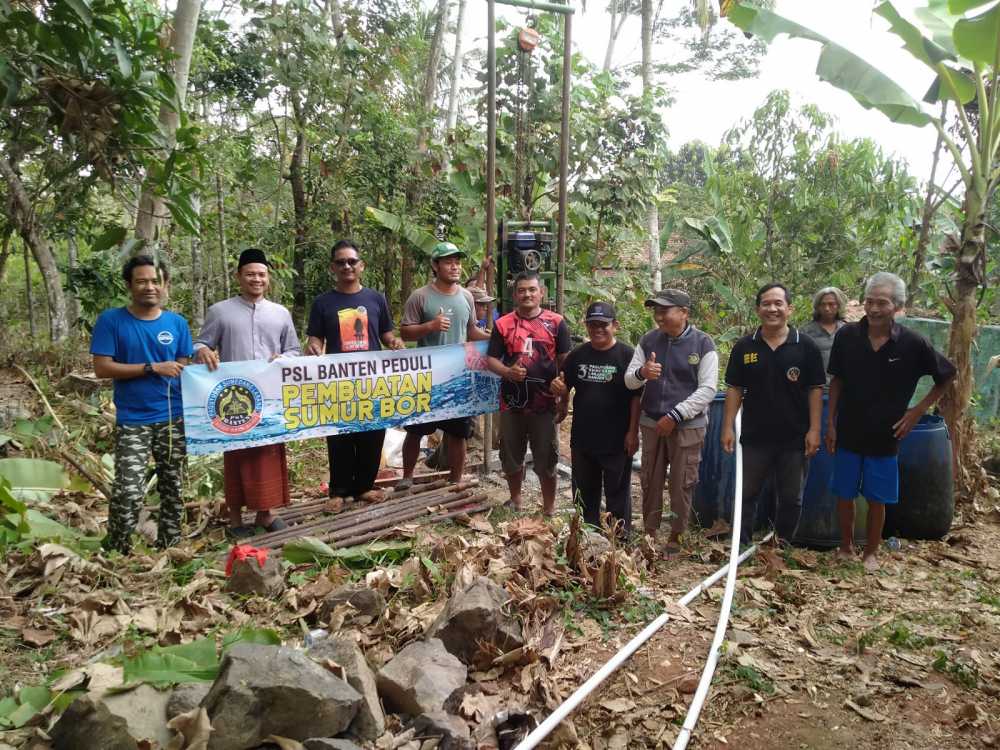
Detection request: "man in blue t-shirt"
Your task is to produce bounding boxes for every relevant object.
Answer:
[91,256,193,554]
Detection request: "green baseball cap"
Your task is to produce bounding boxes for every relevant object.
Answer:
[430,241,466,260]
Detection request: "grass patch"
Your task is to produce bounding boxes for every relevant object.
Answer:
[726,663,775,695]
[977,589,1000,612]
[171,557,211,587]
[932,650,979,689]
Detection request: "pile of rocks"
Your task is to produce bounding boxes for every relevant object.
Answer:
[48,576,527,750]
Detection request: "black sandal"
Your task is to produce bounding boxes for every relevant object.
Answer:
[264,517,288,532]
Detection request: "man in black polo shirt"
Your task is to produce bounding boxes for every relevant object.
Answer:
[722,283,825,545]
[827,272,955,571]
[550,302,640,535]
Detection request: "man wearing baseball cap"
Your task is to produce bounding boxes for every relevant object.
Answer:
[471,286,497,331]
[194,247,301,536]
[550,301,640,534]
[399,242,490,487]
[625,288,718,553]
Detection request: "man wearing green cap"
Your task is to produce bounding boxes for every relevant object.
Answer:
[399,242,490,486]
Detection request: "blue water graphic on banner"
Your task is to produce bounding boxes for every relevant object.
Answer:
[181,342,501,455]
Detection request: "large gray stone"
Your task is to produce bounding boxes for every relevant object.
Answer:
[376,639,467,716]
[303,740,364,750]
[99,684,172,748]
[425,577,524,667]
[166,682,211,720]
[50,696,139,750]
[225,554,285,597]
[203,643,362,750]
[308,636,386,741]
[409,711,474,750]
[317,586,386,624]
[50,684,173,750]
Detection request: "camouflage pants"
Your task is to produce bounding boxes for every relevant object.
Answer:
[103,419,186,554]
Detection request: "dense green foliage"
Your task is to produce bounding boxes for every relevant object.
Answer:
[0,0,994,352]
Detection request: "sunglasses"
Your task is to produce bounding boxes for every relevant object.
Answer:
[333,257,361,267]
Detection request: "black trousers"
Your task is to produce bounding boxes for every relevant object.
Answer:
[326,429,386,498]
[571,446,632,535]
[739,442,807,544]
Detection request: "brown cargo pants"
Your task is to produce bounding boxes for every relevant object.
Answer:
[639,425,706,539]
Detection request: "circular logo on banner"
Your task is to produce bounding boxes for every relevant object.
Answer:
[786,366,801,382]
[207,378,264,435]
[157,330,175,345]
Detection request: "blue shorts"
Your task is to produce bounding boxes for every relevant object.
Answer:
[830,448,899,505]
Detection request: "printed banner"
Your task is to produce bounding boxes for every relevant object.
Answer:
[181,342,501,455]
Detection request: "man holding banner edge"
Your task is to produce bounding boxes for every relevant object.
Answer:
[399,241,490,488]
[306,240,405,508]
[194,248,301,537]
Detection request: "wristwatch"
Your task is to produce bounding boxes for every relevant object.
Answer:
[143,363,154,376]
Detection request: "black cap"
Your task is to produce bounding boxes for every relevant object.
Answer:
[644,288,691,308]
[585,301,616,322]
[237,248,271,269]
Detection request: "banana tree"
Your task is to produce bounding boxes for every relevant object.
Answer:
[729,1,1000,494]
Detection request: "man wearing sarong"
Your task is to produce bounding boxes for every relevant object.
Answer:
[194,248,301,536]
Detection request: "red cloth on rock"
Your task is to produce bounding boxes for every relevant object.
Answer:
[223,444,290,511]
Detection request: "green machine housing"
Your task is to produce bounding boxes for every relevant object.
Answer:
[495,218,557,314]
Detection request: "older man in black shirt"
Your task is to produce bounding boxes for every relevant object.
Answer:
[827,272,956,571]
[722,283,825,545]
[551,302,640,535]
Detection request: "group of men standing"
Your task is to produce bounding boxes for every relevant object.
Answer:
[92,245,955,571]
[551,274,955,570]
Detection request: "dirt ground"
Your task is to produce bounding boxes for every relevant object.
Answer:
[543,480,1000,749]
[1,388,999,749]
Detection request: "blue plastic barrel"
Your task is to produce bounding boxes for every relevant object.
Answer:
[691,394,732,528]
[885,414,953,539]
[791,399,868,549]
[693,395,867,548]
[692,394,771,532]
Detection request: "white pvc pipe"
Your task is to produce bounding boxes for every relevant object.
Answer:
[514,411,763,750]
[672,411,746,750]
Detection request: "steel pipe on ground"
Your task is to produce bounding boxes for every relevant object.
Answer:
[267,490,487,550]
[325,496,497,549]
[248,481,472,546]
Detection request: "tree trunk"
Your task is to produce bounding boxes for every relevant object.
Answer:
[289,95,309,324]
[401,0,449,304]
[0,230,11,286]
[938,191,988,499]
[445,0,468,132]
[325,0,344,40]
[0,156,69,341]
[907,103,946,308]
[23,241,36,339]
[191,222,205,329]
[215,172,230,299]
[603,0,629,72]
[641,0,660,291]
[135,0,203,244]
[422,0,450,121]
[66,231,79,329]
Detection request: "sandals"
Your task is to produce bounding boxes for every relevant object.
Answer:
[226,525,255,540]
[660,542,683,559]
[359,489,386,504]
[264,517,288,532]
[395,478,414,492]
